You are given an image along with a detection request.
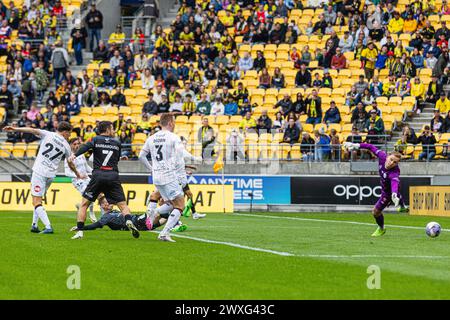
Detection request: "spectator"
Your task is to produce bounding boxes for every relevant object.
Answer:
[305,90,322,124]
[253,50,266,71]
[111,87,127,107]
[0,83,13,120]
[411,76,426,114]
[361,42,378,80]
[425,51,438,69]
[271,67,285,88]
[158,94,171,114]
[93,40,109,62]
[239,111,257,133]
[272,111,286,132]
[329,129,341,161]
[66,94,80,117]
[322,70,333,88]
[6,121,21,143]
[226,128,245,161]
[366,109,385,136]
[275,94,293,115]
[301,132,315,162]
[182,94,196,116]
[71,19,88,66]
[169,93,183,113]
[142,93,158,115]
[314,128,331,162]
[85,3,103,51]
[354,75,369,95]
[283,118,300,145]
[259,68,271,89]
[119,131,132,158]
[196,93,211,115]
[197,117,216,159]
[210,96,225,115]
[418,125,437,161]
[426,76,443,104]
[238,52,253,73]
[82,83,98,107]
[339,31,353,53]
[51,41,70,87]
[330,47,347,70]
[443,110,450,132]
[436,92,450,114]
[224,96,238,115]
[109,24,126,46]
[312,72,323,87]
[430,109,445,133]
[295,63,312,88]
[388,12,404,35]
[323,101,341,124]
[35,61,49,103]
[257,109,273,132]
[26,103,40,122]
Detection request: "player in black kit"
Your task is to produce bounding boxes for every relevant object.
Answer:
[69,121,140,239]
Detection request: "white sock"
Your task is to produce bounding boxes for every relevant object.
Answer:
[32,207,39,227]
[147,200,158,220]
[89,203,95,217]
[36,206,51,229]
[161,209,181,236]
[156,203,173,215]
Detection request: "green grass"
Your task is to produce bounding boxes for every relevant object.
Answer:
[1,211,450,299]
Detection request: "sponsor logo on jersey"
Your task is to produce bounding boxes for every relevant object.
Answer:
[34,185,41,193]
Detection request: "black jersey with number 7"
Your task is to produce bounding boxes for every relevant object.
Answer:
[75,135,122,172]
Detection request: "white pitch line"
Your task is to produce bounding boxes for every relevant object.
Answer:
[235,213,450,232]
[152,232,450,259]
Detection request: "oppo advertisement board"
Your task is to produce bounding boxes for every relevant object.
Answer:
[290,176,431,205]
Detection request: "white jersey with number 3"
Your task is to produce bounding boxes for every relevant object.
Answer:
[33,130,72,178]
[142,130,183,185]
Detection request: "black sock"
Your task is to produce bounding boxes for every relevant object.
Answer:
[375,215,384,229]
[124,214,132,221]
[77,221,85,230]
[191,203,196,214]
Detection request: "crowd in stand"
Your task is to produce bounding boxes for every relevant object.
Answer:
[2,0,450,161]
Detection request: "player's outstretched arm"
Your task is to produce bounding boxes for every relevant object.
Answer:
[138,148,152,172]
[74,141,95,157]
[3,126,42,137]
[359,143,385,158]
[67,155,85,179]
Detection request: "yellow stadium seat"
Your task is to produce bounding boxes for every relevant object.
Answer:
[119,106,132,115]
[0,143,13,158]
[12,143,27,158]
[26,143,39,158]
[91,108,104,116]
[290,144,302,160]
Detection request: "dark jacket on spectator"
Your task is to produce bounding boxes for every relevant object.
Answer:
[418,133,437,153]
[295,69,311,87]
[283,125,300,144]
[142,100,158,114]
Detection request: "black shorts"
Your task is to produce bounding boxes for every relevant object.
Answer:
[183,183,190,192]
[83,170,126,203]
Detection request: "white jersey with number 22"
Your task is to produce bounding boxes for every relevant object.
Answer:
[33,130,72,178]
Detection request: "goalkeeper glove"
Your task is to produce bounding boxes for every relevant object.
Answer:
[343,142,360,151]
[392,193,400,207]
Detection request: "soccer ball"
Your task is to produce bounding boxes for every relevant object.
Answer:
[425,222,441,238]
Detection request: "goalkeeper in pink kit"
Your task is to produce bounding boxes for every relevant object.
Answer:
[344,142,409,237]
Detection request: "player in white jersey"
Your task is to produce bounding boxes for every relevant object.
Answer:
[64,137,98,223]
[3,122,82,234]
[138,113,185,242]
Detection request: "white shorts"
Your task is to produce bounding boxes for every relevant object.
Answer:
[72,178,91,195]
[31,172,54,197]
[156,180,184,201]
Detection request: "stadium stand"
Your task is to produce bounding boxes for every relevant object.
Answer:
[0,0,450,162]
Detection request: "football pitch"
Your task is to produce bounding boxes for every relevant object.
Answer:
[1,211,450,300]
